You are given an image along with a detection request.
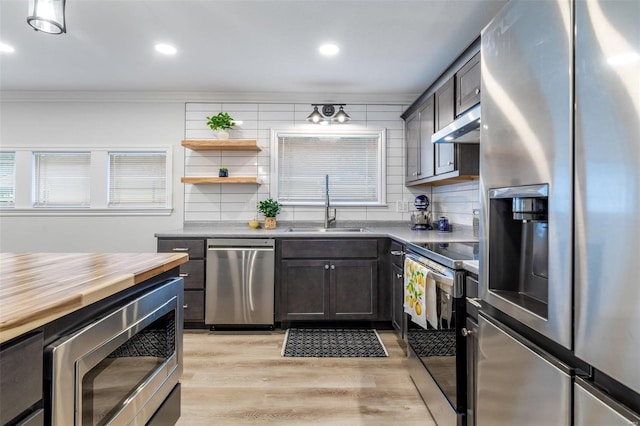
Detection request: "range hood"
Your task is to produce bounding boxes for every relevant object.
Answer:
[431,104,481,144]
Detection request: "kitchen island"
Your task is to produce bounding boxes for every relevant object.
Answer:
[0,252,188,426]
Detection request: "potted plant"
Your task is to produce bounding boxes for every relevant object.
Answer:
[257,198,282,229]
[218,167,228,177]
[206,112,236,139]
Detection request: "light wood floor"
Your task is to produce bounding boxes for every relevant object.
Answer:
[177,329,436,426]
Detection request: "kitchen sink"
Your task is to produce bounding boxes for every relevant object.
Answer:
[285,227,369,233]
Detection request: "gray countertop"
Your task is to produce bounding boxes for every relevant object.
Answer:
[155,221,478,246]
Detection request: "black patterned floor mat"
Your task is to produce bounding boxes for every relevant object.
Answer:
[408,328,456,357]
[281,328,388,357]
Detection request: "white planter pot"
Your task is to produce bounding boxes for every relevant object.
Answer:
[217,130,230,140]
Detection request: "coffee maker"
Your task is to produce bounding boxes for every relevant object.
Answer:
[410,195,432,230]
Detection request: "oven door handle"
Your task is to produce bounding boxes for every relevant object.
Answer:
[426,269,454,288]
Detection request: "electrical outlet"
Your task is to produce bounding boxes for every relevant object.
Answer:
[396,200,409,212]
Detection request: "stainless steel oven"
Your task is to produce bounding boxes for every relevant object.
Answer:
[47,277,183,426]
[404,242,478,426]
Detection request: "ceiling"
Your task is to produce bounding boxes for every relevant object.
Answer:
[0,0,506,100]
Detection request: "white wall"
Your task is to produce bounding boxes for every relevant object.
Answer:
[0,100,185,252]
[0,97,474,253]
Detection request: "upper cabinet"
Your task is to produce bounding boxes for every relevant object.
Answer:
[435,78,456,175]
[402,38,480,187]
[405,96,435,184]
[455,52,481,116]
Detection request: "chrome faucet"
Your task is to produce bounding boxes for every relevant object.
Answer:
[324,174,336,229]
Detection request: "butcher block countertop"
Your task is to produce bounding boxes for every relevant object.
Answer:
[0,252,188,344]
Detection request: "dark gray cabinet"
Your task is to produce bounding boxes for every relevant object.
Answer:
[456,52,481,116]
[435,77,456,175]
[0,333,43,426]
[405,96,435,184]
[278,239,379,322]
[402,39,481,186]
[157,238,206,325]
[389,240,405,337]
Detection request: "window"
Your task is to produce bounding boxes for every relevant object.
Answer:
[0,152,15,206]
[108,152,167,208]
[33,152,91,207]
[273,130,386,206]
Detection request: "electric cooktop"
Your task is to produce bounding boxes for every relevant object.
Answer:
[407,241,479,270]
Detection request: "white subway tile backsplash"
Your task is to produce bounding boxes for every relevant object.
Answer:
[182,101,458,225]
[259,104,295,112]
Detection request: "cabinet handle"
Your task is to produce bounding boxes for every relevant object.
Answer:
[172,248,189,252]
[183,304,189,309]
[390,250,405,256]
[325,264,329,270]
[447,161,454,165]
[461,327,473,337]
[475,88,481,95]
[412,172,418,176]
[396,273,403,279]
[179,273,189,277]
[331,265,335,270]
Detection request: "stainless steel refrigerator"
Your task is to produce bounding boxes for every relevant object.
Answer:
[574,0,640,421]
[477,0,640,424]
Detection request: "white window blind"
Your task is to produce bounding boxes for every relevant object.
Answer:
[33,152,91,207]
[0,152,15,206]
[108,152,167,208]
[276,131,385,205]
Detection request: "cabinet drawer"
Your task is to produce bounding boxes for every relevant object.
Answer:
[0,333,43,425]
[179,260,205,290]
[158,239,205,259]
[281,239,378,259]
[183,290,205,322]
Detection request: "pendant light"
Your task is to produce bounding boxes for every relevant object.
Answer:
[306,106,324,123]
[27,0,66,34]
[332,106,351,123]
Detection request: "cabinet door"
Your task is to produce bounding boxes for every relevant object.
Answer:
[456,52,481,116]
[391,263,405,335]
[435,77,456,175]
[405,112,420,182]
[183,290,205,322]
[330,259,377,320]
[281,259,329,320]
[419,96,435,179]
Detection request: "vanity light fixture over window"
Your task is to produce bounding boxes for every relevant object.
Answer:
[27,0,66,34]
[306,104,351,124]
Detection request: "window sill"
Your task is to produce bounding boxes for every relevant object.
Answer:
[0,208,174,217]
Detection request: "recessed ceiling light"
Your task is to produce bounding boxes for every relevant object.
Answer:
[319,44,340,56]
[155,43,177,55]
[0,42,15,53]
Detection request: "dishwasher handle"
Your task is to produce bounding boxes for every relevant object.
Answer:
[208,247,274,252]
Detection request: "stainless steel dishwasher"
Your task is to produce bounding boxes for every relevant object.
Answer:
[205,239,275,328]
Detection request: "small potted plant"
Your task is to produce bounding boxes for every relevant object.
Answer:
[218,167,228,177]
[206,112,236,139]
[257,198,282,229]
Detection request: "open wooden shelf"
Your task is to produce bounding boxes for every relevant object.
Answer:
[181,177,262,184]
[181,139,261,151]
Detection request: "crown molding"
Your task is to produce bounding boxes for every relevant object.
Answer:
[0,90,418,105]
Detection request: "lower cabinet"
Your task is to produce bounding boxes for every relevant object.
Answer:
[278,239,380,322]
[157,237,206,327]
[391,262,404,334]
[280,258,377,321]
[0,332,43,426]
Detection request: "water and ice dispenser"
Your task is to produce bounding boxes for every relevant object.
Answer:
[487,184,549,319]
